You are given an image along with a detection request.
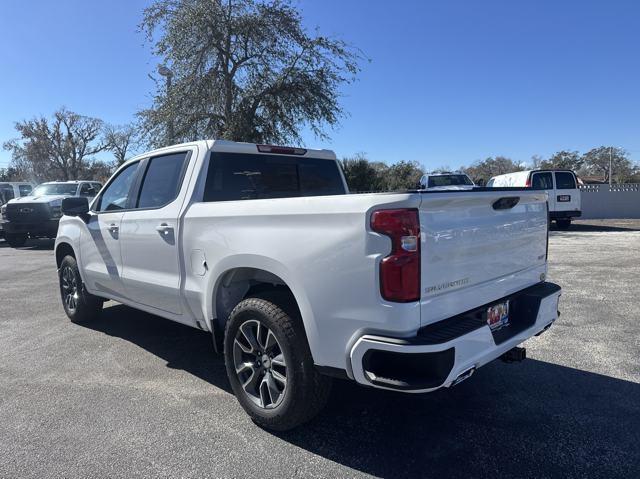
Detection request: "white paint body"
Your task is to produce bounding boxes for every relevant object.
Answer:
[56,140,560,391]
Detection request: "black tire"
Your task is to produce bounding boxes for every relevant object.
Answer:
[223,294,332,431]
[556,219,571,230]
[58,255,103,323]
[6,233,27,248]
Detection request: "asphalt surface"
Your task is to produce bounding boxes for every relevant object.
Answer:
[0,219,639,478]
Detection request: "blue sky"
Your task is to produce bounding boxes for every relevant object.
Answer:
[1,0,639,170]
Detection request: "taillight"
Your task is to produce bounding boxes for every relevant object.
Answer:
[370,208,420,302]
[525,174,532,188]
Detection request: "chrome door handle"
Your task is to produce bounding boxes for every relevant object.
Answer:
[108,223,119,233]
[155,223,173,235]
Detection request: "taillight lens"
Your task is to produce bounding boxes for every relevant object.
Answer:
[370,208,420,302]
[525,174,532,188]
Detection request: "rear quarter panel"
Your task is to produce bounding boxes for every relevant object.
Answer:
[181,193,422,371]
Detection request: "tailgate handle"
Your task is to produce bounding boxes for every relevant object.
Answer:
[492,197,520,210]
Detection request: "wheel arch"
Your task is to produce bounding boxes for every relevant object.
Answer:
[55,241,76,268]
[208,260,318,358]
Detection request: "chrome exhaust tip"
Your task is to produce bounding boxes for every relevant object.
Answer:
[450,366,476,387]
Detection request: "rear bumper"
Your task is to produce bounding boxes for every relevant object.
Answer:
[349,282,561,392]
[551,210,581,219]
[3,219,59,238]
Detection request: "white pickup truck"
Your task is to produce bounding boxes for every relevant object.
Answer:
[55,140,561,430]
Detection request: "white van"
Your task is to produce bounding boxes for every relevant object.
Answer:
[487,170,581,229]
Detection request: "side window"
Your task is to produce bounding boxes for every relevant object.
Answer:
[79,183,97,197]
[136,152,188,209]
[555,172,576,189]
[532,172,553,190]
[19,185,32,196]
[95,162,140,212]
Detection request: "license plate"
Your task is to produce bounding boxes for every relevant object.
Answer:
[487,301,510,331]
[557,195,571,202]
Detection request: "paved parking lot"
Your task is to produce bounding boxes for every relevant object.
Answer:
[1,220,639,478]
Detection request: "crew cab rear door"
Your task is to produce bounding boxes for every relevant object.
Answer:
[119,148,195,315]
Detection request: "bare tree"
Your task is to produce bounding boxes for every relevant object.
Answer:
[138,0,364,147]
[104,124,138,165]
[3,108,106,182]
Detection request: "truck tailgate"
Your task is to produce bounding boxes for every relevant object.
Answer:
[418,190,548,326]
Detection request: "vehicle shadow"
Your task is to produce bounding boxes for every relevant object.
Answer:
[0,238,55,250]
[83,303,232,393]
[552,221,640,232]
[84,304,639,478]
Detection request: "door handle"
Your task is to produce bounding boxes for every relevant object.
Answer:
[156,223,174,235]
[108,223,119,233]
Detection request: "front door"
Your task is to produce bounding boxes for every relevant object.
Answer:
[80,161,142,298]
[80,212,125,297]
[120,150,192,315]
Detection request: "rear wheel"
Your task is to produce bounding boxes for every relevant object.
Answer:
[224,295,332,431]
[5,233,27,248]
[58,255,103,323]
[556,219,571,230]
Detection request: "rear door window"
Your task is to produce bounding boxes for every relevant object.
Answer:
[554,172,576,189]
[18,184,32,196]
[203,152,345,202]
[532,172,553,190]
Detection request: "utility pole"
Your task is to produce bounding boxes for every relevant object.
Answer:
[158,65,175,145]
[609,146,613,186]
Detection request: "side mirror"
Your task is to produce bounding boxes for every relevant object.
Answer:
[61,197,90,216]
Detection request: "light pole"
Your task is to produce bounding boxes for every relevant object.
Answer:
[158,65,175,145]
[608,146,613,187]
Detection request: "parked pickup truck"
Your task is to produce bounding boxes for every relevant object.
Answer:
[55,140,561,430]
[3,180,101,247]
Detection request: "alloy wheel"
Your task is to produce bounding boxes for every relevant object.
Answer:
[61,266,79,314]
[233,319,288,409]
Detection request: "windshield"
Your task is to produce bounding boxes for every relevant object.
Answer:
[33,183,78,196]
[428,175,473,187]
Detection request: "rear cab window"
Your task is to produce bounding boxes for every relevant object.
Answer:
[554,172,577,189]
[203,152,345,202]
[18,184,32,196]
[427,175,473,188]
